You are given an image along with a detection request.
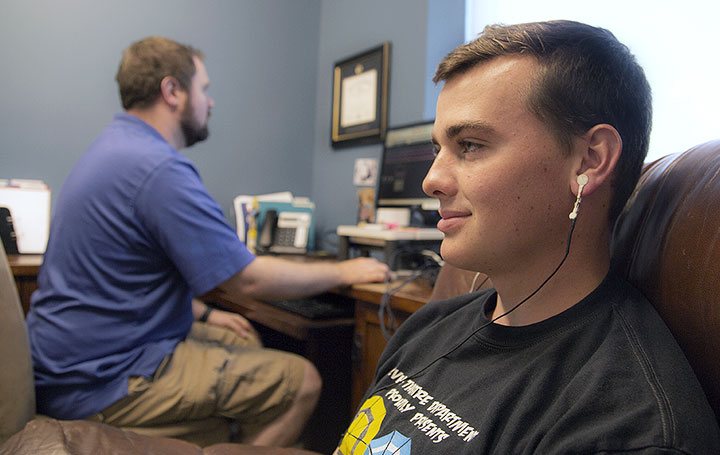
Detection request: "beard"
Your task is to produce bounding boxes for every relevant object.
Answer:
[180,100,209,148]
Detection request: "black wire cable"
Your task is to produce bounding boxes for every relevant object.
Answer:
[378,248,444,340]
[378,216,579,386]
[379,269,424,340]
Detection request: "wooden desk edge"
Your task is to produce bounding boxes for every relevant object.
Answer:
[213,296,355,341]
[8,254,433,331]
[8,254,43,276]
[343,281,431,314]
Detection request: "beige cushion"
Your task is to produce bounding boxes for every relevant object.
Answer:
[0,242,35,444]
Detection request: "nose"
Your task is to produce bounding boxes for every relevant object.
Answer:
[422,151,455,199]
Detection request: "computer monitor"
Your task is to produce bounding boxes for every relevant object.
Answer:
[376,121,440,227]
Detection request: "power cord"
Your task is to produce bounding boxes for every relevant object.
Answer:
[469,272,490,293]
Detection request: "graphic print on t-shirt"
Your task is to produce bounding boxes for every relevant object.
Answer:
[337,395,388,454]
[337,367,480,454]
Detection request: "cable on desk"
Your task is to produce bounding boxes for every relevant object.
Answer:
[378,249,444,341]
[378,270,423,341]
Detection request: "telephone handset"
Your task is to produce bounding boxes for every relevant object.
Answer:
[258,209,311,254]
[259,209,279,250]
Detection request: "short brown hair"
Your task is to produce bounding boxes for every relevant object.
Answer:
[116,36,204,110]
[435,20,652,223]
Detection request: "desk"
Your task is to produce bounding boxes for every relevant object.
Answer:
[212,294,355,453]
[344,280,432,410]
[211,280,432,452]
[8,254,432,453]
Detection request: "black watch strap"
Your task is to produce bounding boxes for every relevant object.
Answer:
[199,305,213,322]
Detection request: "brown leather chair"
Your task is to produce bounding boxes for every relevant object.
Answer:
[429,140,720,423]
[0,242,319,454]
[611,139,720,422]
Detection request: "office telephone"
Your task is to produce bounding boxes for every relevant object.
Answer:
[258,209,312,254]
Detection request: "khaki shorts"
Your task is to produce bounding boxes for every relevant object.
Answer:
[90,322,307,439]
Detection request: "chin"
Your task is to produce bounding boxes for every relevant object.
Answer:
[440,241,473,270]
[441,237,493,274]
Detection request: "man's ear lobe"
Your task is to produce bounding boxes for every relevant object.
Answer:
[574,124,622,196]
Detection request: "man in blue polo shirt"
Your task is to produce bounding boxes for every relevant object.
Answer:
[26,36,389,448]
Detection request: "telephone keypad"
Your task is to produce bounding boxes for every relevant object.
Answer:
[275,227,296,247]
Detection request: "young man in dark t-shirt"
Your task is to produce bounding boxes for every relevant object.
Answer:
[335,21,720,454]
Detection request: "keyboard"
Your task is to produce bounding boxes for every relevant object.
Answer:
[267,293,355,319]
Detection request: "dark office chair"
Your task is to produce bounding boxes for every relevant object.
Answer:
[430,140,720,423]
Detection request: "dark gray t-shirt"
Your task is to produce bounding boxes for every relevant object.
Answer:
[337,274,719,454]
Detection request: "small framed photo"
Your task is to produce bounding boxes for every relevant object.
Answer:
[353,158,378,186]
[331,42,390,148]
[357,187,376,224]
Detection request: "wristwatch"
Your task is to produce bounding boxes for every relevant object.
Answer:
[199,305,214,322]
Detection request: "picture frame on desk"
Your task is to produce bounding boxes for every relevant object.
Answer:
[331,42,390,148]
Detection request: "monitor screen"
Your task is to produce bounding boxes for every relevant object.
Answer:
[377,121,438,210]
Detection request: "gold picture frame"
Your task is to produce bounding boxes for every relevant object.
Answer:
[331,42,390,148]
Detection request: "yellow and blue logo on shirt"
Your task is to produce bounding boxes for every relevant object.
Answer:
[337,395,412,454]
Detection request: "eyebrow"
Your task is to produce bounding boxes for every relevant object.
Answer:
[444,121,497,140]
[431,121,499,146]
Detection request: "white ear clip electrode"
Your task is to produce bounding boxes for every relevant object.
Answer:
[569,174,589,220]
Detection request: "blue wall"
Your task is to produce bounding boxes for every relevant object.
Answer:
[0,0,320,219]
[311,0,464,249]
[0,0,464,252]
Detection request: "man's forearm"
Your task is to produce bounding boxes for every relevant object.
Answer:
[207,256,389,304]
[208,256,341,303]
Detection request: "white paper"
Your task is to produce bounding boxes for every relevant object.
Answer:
[0,186,51,254]
[340,69,378,128]
[253,191,294,203]
[233,195,252,242]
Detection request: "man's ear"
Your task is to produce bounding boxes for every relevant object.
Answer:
[159,76,183,110]
[572,124,622,197]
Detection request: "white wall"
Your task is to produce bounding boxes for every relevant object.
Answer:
[466,0,720,161]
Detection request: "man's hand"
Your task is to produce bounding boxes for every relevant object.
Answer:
[206,308,258,340]
[337,257,391,286]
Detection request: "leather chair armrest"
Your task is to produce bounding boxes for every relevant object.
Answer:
[0,419,322,455]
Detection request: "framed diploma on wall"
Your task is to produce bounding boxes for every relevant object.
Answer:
[331,42,390,148]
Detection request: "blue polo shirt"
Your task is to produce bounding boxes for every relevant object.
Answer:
[26,113,255,419]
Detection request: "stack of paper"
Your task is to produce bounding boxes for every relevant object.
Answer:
[0,180,51,254]
[233,192,316,252]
